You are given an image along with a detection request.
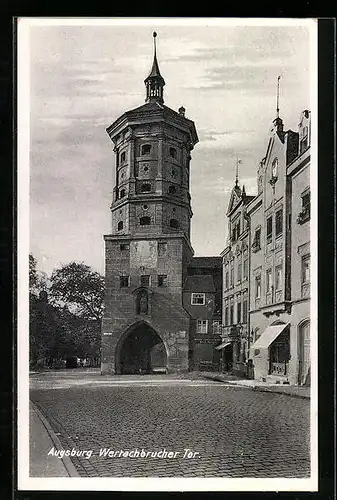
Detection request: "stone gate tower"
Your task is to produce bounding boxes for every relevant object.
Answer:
[101,33,199,375]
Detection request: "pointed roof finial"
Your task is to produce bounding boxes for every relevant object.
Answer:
[276,75,281,119]
[235,158,242,187]
[145,31,165,103]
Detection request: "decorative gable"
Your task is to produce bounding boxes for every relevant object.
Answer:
[226,185,242,216]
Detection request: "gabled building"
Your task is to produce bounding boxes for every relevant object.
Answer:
[220,180,254,376]
[247,111,311,385]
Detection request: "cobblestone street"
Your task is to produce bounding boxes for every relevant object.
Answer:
[30,372,310,478]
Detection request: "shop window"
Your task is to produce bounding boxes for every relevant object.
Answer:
[117,221,123,231]
[196,320,208,334]
[191,293,205,305]
[141,144,151,155]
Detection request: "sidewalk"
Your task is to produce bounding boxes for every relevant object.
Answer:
[30,402,80,477]
[198,372,310,399]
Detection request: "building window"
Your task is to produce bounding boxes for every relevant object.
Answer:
[136,289,148,315]
[252,227,261,252]
[237,262,242,283]
[196,320,208,334]
[212,321,221,334]
[141,144,151,155]
[120,243,129,251]
[140,216,151,226]
[170,218,179,229]
[266,269,273,294]
[266,216,273,244]
[301,254,310,284]
[119,188,126,199]
[158,242,167,256]
[168,185,177,195]
[255,275,261,299]
[275,265,283,290]
[191,293,206,305]
[230,305,234,325]
[300,126,309,153]
[120,151,126,163]
[140,183,151,193]
[242,300,248,323]
[243,258,248,280]
[158,275,167,287]
[224,307,229,326]
[231,220,241,242]
[297,190,310,224]
[169,147,177,159]
[271,157,278,180]
[225,271,229,290]
[117,221,123,231]
[237,302,242,324]
[140,275,151,287]
[275,209,283,237]
[230,267,234,287]
[120,276,129,287]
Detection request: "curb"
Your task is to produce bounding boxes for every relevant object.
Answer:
[198,375,310,399]
[30,401,80,477]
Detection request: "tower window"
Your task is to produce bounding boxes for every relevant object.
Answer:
[169,147,177,159]
[140,183,151,193]
[140,275,150,287]
[120,243,129,251]
[168,185,177,195]
[191,293,206,305]
[140,216,151,226]
[170,219,179,229]
[158,242,167,255]
[117,221,123,231]
[142,204,149,210]
[141,144,151,156]
[120,276,130,287]
[158,275,167,287]
[119,188,126,199]
[120,151,126,163]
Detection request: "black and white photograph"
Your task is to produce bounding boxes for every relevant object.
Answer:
[17,17,317,492]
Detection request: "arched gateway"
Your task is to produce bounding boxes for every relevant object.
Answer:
[115,322,168,375]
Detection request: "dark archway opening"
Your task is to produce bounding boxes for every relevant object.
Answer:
[118,324,167,375]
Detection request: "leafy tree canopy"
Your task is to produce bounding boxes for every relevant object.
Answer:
[49,261,104,321]
[29,253,49,296]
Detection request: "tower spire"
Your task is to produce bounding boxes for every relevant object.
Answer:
[276,75,281,119]
[235,159,242,187]
[144,32,165,104]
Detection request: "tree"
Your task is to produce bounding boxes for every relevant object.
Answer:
[29,253,49,297]
[49,262,104,321]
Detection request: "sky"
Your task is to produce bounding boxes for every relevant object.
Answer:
[24,19,314,276]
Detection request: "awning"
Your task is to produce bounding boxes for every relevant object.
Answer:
[251,323,289,350]
[215,342,231,350]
